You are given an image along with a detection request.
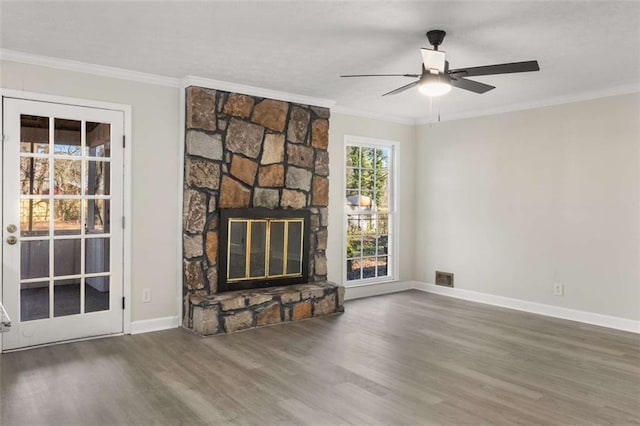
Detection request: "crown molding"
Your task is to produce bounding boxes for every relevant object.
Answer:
[182,76,335,109]
[0,49,182,88]
[416,83,640,125]
[331,105,416,126]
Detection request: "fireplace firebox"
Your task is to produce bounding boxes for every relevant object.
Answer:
[218,208,311,292]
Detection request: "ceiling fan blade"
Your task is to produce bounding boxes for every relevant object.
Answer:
[382,80,419,96]
[341,73,420,78]
[450,77,495,94]
[449,60,540,77]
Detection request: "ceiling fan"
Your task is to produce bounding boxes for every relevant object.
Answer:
[341,30,540,97]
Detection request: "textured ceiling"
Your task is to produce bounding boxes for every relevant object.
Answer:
[1,1,639,121]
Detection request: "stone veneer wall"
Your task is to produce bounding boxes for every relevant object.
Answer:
[182,86,331,309]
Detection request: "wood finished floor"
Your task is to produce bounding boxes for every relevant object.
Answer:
[1,290,639,425]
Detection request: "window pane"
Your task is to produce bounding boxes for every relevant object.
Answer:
[54,279,81,317]
[362,257,376,279]
[54,200,81,235]
[21,115,50,154]
[346,236,361,258]
[345,168,359,190]
[346,146,360,167]
[54,119,81,155]
[362,235,376,256]
[377,235,389,255]
[380,214,390,235]
[21,281,49,321]
[86,276,110,313]
[21,240,50,279]
[20,199,49,237]
[228,222,247,279]
[376,148,390,169]
[54,158,82,195]
[286,221,302,275]
[86,238,110,274]
[249,221,266,277]
[86,122,111,158]
[20,157,50,195]
[269,221,285,276]
[54,239,81,276]
[376,256,389,277]
[361,148,375,169]
[346,259,361,281]
[347,214,363,234]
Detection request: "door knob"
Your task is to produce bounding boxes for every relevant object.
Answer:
[6,224,17,233]
[6,236,17,245]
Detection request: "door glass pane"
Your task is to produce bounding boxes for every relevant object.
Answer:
[20,157,50,195]
[86,199,109,233]
[20,199,49,237]
[85,161,110,195]
[86,122,111,158]
[228,221,247,279]
[86,276,109,313]
[54,158,82,195]
[249,222,266,277]
[54,119,81,155]
[20,115,50,154]
[286,221,302,275]
[53,279,81,317]
[21,241,49,279]
[86,238,110,274]
[21,281,49,321]
[268,221,284,276]
[54,239,81,276]
[54,200,81,235]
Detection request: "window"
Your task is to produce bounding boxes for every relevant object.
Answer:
[344,136,397,285]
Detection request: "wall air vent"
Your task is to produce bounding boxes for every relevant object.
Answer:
[435,271,454,287]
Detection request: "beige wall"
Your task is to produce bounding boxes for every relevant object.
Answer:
[415,94,640,320]
[1,60,181,322]
[3,59,637,325]
[328,113,416,285]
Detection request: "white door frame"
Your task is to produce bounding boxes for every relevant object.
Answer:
[0,89,132,350]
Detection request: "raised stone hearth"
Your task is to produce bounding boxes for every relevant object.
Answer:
[187,281,344,335]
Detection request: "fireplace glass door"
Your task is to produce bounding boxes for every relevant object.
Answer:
[227,218,304,283]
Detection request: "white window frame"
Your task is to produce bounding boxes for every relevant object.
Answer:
[343,135,399,287]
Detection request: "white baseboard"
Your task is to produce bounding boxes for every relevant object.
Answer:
[130,316,180,335]
[345,280,413,301]
[412,281,640,334]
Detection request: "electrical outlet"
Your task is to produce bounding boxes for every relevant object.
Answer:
[553,283,564,296]
[142,288,152,303]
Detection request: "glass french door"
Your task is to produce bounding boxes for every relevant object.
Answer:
[2,98,124,350]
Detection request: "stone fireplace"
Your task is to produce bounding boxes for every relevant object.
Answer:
[182,86,344,335]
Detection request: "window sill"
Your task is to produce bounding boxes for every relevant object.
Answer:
[344,277,398,288]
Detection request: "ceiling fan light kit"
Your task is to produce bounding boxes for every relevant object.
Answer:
[341,29,540,98]
[418,71,452,97]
